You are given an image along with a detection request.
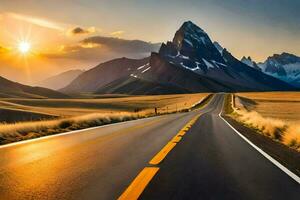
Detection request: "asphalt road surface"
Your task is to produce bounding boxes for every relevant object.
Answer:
[0,94,299,200]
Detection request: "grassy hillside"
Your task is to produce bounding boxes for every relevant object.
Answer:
[0,76,68,99]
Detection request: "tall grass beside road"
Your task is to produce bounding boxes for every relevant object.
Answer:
[0,112,139,145]
[227,94,300,151]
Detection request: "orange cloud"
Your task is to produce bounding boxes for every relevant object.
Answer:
[110,30,124,37]
[67,26,97,36]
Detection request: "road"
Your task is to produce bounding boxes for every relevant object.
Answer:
[0,94,299,200]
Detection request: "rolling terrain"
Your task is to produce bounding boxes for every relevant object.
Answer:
[37,69,84,90]
[0,76,68,98]
[0,93,208,117]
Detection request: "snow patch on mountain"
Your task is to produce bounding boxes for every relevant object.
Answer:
[137,63,149,70]
[202,59,215,69]
[141,67,151,73]
[130,74,138,78]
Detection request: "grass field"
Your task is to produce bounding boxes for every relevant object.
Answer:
[0,93,210,145]
[235,92,300,122]
[0,107,57,123]
[232,92,300,151]
[0,93,209,118]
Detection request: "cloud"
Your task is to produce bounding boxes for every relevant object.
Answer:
[110,30,124,37]
[42,36,161,62]
[81,36,161,53]
[6,12,64,31]
[67,26,97,36]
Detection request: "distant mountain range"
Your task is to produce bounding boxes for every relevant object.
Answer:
[62,21,296,95]
[241,53,300,87]
[37,69,84,90]
[0,76,68,98]
[240,56,262,71]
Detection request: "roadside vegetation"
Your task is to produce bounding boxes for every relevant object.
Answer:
[0,93,209,117]
[225,93,300,151]
[0,93,211,145]
[0,112,139,144]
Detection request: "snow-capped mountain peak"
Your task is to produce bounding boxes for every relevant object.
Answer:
[258,52,300,87]
[240,56,261,71]
[157,21,295,91]
[158,21,226,72]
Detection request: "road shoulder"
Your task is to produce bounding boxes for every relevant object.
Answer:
[221,94,300,178]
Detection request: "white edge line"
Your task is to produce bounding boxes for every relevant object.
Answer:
[0,114,164,149]
[219,95,300,184]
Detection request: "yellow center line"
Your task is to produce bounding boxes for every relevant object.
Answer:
[118,167,159,200]
[149,142,177,165]
[171,135,182,143]
[149,113,201,165]
[118,113,202,200]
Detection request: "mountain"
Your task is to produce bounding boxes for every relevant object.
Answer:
[157,21,295,91]
[95,76,189,95]
[37,69,84,90]
[61,57,150,93]
[0,76,68,98]
[258,53,300,87]
[62,54,230,94]
[62,21,296,95]
[241,56,261,71]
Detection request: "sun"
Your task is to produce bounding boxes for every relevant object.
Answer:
[18,41,31,54]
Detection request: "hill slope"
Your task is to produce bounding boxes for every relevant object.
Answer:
[0,76,68,98]
[37,69,84,90]
[61,57,150,93]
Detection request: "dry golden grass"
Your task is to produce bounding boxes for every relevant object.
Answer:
[0,93,209,117]
[0,112,140,144]
[232,92,300,151]
[236,92,300,122]
[0,93,210,145]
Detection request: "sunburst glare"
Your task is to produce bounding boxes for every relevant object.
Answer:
[18,41,31,54]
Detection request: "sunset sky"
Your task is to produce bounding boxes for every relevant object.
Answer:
[0,0,300,84]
